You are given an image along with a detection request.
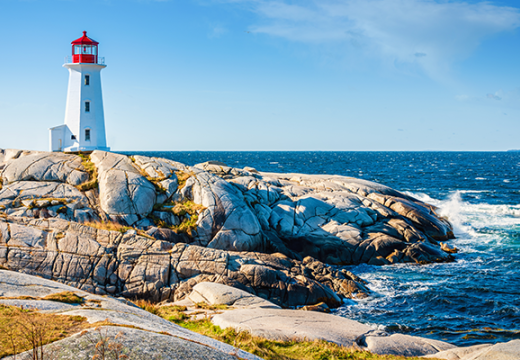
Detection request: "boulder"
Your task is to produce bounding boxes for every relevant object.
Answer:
[360,331,456,357]
[212,308,373,345]
[0,269,261,360]
[91,151,156,223]
[188,282,280,309]
[0,152,88,186]
[426,340,520,360]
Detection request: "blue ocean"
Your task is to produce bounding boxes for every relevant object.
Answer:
[121,151,520,347]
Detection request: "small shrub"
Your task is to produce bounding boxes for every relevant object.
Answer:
[86,328,129,360]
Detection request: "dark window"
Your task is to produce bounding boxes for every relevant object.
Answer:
[85,129,91,141]
[85,101,90,112]
[85,75,90,86]
[71,135,76,140]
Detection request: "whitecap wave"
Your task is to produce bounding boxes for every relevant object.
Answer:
[404,190,520,242]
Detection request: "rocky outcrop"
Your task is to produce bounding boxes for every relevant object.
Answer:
[0,149,456,306]
[425,340,520,360]
[170,282,457,358]
[0,270,261,360]
[0,216,361,307]
[0,151,88,186]
[187,282,281,309]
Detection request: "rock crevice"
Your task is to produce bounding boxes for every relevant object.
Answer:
[0,149,456,305]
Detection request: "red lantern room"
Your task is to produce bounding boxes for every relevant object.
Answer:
[71,31,99,64]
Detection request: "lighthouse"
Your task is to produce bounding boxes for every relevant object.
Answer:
[50,31,109,152]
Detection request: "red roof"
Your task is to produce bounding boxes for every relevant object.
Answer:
[71,31,99,45]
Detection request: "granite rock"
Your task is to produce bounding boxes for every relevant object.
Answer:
[212,308,373,345]
[425,339,520,360]
[0,149,457,306]
[0,151,88,186]
[188,281,281,309]
[0,269,261,360]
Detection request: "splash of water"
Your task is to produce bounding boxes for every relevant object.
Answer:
[338,190,520,346]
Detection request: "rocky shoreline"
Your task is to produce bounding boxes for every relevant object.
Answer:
[3,149,517,358]
[0,149,455,305]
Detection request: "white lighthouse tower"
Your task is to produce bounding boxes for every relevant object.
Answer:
[50,31,109,152]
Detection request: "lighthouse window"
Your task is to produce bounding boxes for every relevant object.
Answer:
[85,129,91,141]
[74,45,81,54]
[84,75,90,86]
[85,101,90,112]
[71,135,77,140]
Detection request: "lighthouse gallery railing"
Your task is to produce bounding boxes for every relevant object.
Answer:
[64,56,105,65]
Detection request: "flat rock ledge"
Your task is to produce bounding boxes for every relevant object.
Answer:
[0,270,261,360]
[171,282,520,359]
[1,149,456,306]
[425,340,520,360]
[184,282,456,357]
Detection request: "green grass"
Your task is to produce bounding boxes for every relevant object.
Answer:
[153,199,206,236]
[146,304,439,360]
[77,154,98,191]
[42,291,84,304]
[193,302,229,310]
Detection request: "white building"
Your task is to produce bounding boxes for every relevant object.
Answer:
[50,31,109,152]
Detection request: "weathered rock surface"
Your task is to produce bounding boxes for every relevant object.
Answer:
[0,149,456,305]
[183,282,456,357]
[0,269,262,360]
[188,281,280,309]
[211,308,456,357]
[360,331,455,357]
[0,216,353,307]
[3,326,245,360]
[212,308,373,345]
[425,340,520,360]
[91,151,157,224]
[0,151,88,186]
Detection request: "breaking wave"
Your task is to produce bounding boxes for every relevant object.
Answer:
[336,190,520,346]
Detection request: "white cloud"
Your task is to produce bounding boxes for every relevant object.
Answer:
[223,0,520,78]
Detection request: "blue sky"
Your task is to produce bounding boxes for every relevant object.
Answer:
[0,0,519,151]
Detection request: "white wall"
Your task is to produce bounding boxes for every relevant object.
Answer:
[62,63,109,152]
[49,125,66,152]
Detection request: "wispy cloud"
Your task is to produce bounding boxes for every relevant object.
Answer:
[220,0,520,79]
[487,92,502,101]
[457,88,520,108]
